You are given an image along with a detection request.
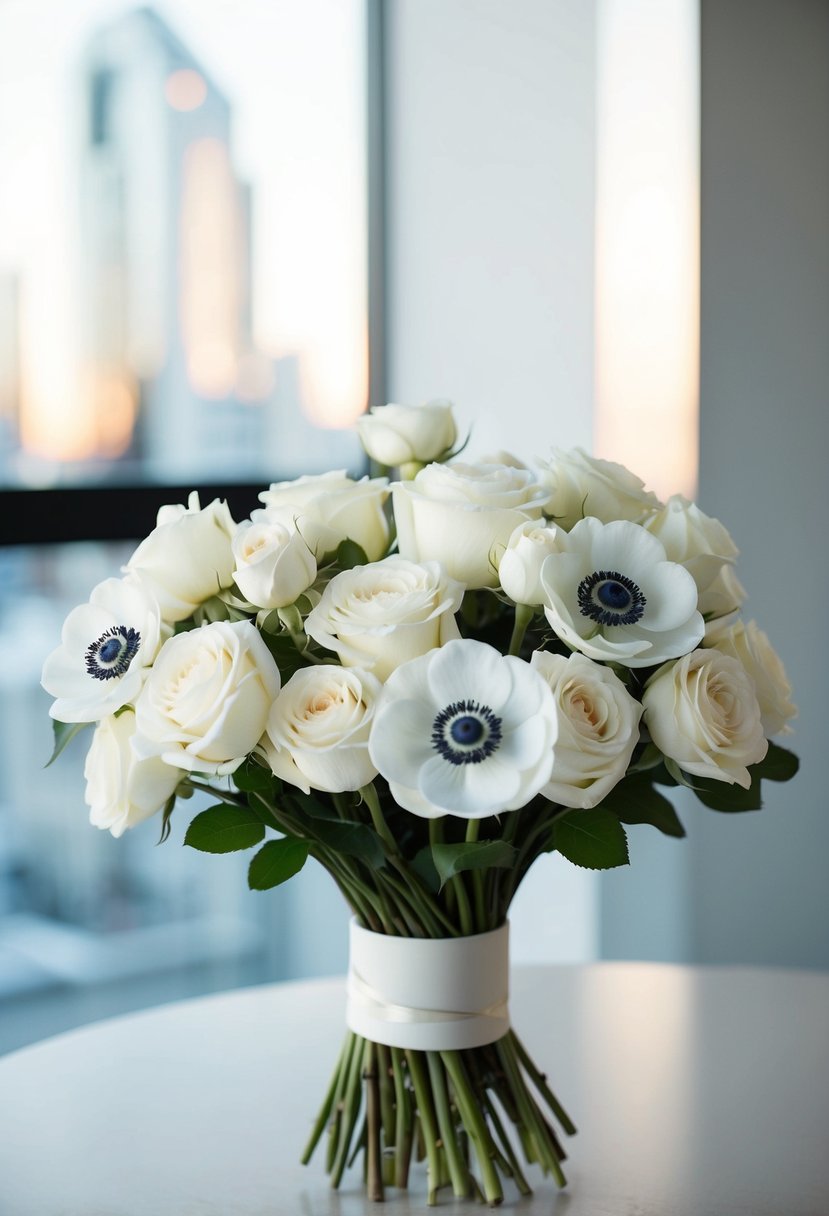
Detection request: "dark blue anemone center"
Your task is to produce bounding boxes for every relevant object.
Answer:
[85,626,141,682]
[577,569,646,627]
[450,715,484,745]
[432,700,502,766]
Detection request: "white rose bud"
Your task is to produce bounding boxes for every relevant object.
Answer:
[706,619,797,737]
[232,517,317,610]
[125,492,236,623]
[264,665,381,794]
[499,520,563,605]
[357,400,457,466]
[700,563,747,620]
[643,649,767,788]
[538,447,659,530]
[255,472,390,562]
[84,712,181,838]
[305,555,463,681]
[133,621,280,775]
[392,461,548,589]
[644,495,739,616]
[532,651,643,808]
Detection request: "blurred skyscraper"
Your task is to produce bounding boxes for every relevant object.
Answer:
[79,6,273,480]
[0,274,20,470]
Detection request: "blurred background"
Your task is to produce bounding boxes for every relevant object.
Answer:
[0,0,826,1054]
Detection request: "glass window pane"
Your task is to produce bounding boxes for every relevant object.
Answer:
[0,0,368,488]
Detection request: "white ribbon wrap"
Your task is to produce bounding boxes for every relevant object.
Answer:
[346,919,510,1050]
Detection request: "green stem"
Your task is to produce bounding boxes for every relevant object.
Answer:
[496,1035,566,1188]
[301,1031,349,1164]
[426,1053,472,1198]
[325,1032,357,1173]
[390,1047,414,1189]
[507,603,534,657]
[466,819,487,932]
[364,1043,384,1201]
[442,1051,503,1205]
[512,1032,577,1136]
[405,1050,442,1205]
[331,1036,368,1188]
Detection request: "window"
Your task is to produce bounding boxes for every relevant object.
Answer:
[0,0,384,1052]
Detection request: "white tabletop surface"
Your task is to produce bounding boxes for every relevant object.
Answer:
[0,963,827,1215]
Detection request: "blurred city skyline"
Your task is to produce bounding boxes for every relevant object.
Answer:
[0,0,368,484]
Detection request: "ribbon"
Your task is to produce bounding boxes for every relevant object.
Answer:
[346,919,510,1050]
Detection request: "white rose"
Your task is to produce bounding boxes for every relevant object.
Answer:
[531,650,642,808]
[357,400,457,466]
[84,712,181,838]
[304,556,463,681]
[255,471,390,562]
[699,563,747,620]
[392,461,548,589]
[263,665,381,794]
[538,448,659,530]
[643,649,767,788]
[499,520,563,606]
[125,492,236,623]
[133,621,280,775]
[644,495,739,616]
[232,517,316,610]
[706,619,797,737]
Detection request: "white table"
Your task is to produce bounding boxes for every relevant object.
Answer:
[0,963,827,1215]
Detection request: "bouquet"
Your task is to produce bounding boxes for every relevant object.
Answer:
[42,401,798,1206]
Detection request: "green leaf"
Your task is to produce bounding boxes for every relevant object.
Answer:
[46,719,92,767]
[752,741,799,783]
[600,775,686,838]
[335,538,369,570]
[691,775,762,812]
[410,846,441,892]
[307,817,385,868]
[431,840,518,887]
[551,808,630,870]
[248,837,309,890]
[232,756,275,793]
[184,804,266,853]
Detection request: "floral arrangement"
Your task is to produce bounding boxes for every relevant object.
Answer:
[42,401,798,1206]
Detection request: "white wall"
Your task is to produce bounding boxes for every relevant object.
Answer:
[386,0,596,461]
[385,0,600,962]
[600,0,829,970]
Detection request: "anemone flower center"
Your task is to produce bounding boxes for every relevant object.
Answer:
[85,626,141,681]
[577,569,646,627]
[431,700,502,766]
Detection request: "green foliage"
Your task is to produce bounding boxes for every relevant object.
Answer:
[46,719,91,767]
[248,837,309,890]
[754,741,799,783]
[184,804,266,853]
[156,792,178,844]
[551,807,630,870]
[232,755,277,794]
[307,817,385,867]
[600,774,686,838]
[335,538,370,570]
[431,840,518,888]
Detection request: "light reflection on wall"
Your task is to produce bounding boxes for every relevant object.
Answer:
[595,0,700,501]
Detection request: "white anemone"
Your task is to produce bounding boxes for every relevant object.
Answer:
[540,517,704,669]
[368,638,558,819]
[41,578,165,723]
